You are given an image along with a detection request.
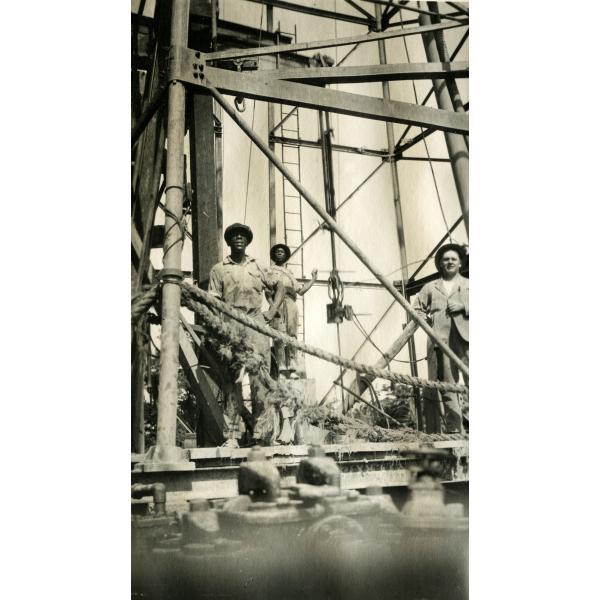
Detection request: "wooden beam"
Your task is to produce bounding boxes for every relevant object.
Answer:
[179,325,225,446]
[189,94,222,288]
[202,66,469,134]
[249,61,468,85]
[204,19,467,62]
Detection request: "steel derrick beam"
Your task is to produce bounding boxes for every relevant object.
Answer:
[270,135,389,158]
[343,0,375,20]
[144,0,194,470]
[360,0,466,23]
[248,61,468,85]
[204,19,467,62]
[448,2,469,17]
[243,0,372,26]
[190,66,469,134]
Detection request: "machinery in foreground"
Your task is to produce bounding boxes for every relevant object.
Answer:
[132,446,468,600]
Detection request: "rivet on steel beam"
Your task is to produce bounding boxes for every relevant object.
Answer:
[195,51,200,58]
[193,73,198,79]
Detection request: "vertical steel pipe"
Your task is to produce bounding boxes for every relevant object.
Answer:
[267,6,277,247]
[419,12,469,234]
[427,2,465,114]
[156,0,190,449]
[375,4,409,284]
[318,109,346,410]
[375,4,419,382]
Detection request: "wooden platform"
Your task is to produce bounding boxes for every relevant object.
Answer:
[132,440,468,512]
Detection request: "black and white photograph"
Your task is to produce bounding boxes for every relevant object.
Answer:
[131,1,468,598]
[7,0,600,599]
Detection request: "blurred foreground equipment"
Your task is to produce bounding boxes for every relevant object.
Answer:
[132,446,468,600]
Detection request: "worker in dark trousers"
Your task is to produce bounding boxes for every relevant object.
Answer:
[413,244,468,434]
[209,223,285,446]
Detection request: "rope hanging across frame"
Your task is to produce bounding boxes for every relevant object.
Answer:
[130,279,468,394]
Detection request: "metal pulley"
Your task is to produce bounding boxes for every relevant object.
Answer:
[326,269,353,324]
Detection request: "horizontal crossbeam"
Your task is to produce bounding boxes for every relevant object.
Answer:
[249,61,468,85]
[204,19,467,62]
[270,135,389,158]
[196,66,469,134]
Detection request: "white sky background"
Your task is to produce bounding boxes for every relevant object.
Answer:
[143,0,469,402]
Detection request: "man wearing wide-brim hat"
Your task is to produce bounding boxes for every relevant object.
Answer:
[208,223,285,446]
[414,243,468,434]
[267,243,318,378]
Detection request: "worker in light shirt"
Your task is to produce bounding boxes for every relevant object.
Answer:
[413,243,468,434]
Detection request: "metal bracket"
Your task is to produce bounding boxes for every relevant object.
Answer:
[159,268,184,283]
[168,46,206,85]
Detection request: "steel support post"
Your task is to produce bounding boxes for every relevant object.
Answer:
[319,109,346,411]
[428,2,465,114]
[206,83,469,379]
[375,4,419,388]
[267,6,277,247]
[211,0,218,50]
[145,0,194,470]
[419,12,469,234]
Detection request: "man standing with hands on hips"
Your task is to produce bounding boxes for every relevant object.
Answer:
[208,223,285,445]
[414,243,468,434]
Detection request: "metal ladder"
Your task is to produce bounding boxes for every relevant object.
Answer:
[279,103,306,342]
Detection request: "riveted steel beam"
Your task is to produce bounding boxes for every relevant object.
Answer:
[204,19,467,62]
[248,61,468,85]
[360,0,466,23]
[182,63,468,134]
[270,135,390,158]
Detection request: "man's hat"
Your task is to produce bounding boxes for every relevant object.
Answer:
[224,223,253,245]
[270,243,291,262]
[434,243,467,271]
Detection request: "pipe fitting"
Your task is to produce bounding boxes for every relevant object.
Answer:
[131,483,167,514]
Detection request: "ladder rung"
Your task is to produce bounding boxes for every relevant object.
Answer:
[285,228,302,232]
[285,210,300,215]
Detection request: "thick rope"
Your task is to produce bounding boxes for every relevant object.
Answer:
[130,281,467,442]
[181,281,468,394]
[131,283,160,325]
[130,279,468,394]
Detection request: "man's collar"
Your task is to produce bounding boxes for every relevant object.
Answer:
[224,254,255,265]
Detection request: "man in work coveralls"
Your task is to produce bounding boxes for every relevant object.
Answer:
[266,243,318,378]
[208,223,284,446]
[413,243,468,434]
